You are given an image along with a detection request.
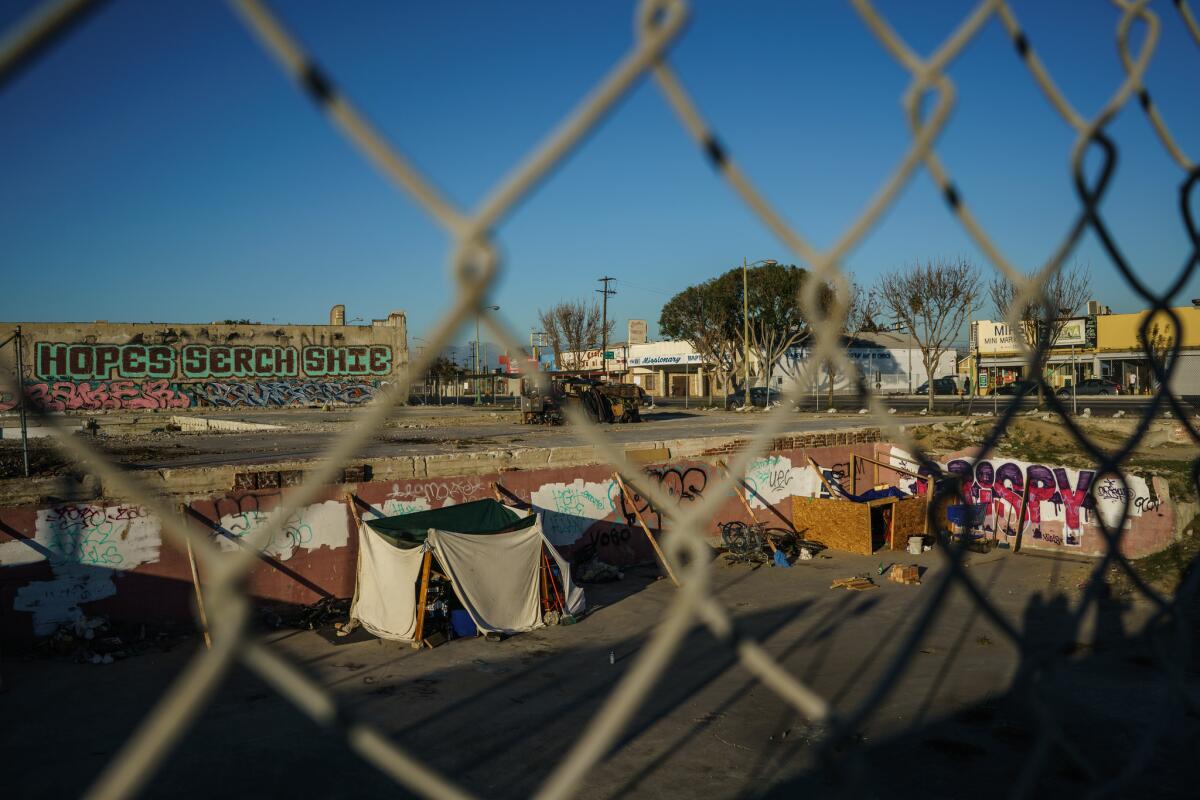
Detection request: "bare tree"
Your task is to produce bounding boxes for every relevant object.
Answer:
[990,263,1090,405]
[537,300,612,370]
[879,258,981,411]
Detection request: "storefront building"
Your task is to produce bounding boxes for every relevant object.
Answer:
[969,304,1200,396]
[970,315,1096,394]
[1095,305,1200,395]
[625,341,725,399]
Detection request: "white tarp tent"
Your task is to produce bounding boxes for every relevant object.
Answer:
[350,506,585,643]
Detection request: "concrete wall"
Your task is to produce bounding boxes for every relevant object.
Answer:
[0,428,883,642]
[0,315,408,411]
[879,445,1178,558]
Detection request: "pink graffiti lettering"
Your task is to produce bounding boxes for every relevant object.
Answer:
[1054,467,1093,529]
[2,380,192,411]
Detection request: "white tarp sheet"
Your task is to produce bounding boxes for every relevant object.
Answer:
[350,513,585,642]
[429,526,543,634]
[349,524,424,641]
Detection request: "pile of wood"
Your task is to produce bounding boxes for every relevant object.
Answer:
[830,575,878,591]
[889,564,921,585]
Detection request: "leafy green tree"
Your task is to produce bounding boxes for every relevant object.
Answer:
[661,262,812,407]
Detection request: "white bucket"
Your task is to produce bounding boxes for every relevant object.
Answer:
[907,536,924,555]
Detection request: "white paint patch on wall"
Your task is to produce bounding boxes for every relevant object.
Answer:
[216,500,350,561]
[1,504,161,569]
[4,504,162,635]
[531,479,617,546]
[743,456,829,509]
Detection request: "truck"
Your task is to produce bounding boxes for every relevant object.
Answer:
[520,378,645,425]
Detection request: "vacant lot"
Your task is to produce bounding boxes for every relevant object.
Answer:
[3,546,1195,799]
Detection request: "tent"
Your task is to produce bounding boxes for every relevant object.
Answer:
[349,499,586,644]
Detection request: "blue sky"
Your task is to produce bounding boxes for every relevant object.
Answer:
[2,0,1198,359]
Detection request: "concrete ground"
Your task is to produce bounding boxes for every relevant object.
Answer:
[3,546,1195,799]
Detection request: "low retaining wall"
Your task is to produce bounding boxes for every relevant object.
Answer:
[0,426,1183,641]
[883,447,1181,558]
[0,429,883,641]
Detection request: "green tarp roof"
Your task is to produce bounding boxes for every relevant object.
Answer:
[365,499,536,548]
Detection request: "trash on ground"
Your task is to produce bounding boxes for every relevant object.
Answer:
[889,564,921,585]
[831,575,878,591]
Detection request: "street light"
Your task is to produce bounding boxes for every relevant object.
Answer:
[476,305,499,405]
[741,258,777,409]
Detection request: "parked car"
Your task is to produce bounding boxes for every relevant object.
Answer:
[726,387,782,408]
[914,377,960,395]
[995,379,1039,396]
[1057,378,1121,396]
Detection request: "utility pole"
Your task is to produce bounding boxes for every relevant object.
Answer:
[597,277,616,382]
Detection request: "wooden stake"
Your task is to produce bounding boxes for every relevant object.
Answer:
[1013,482,1031,554]
[186,538,211,650]
[612,472,680,587]
[412,549,433,647]
[339,493,368,637]
[806,456,842,498]
[179,504,211,650]
[717,460,760,524]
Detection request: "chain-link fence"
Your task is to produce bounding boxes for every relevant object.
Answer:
[2,0,1198,797]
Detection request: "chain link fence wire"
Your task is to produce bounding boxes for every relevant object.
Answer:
[1,0,1199,797]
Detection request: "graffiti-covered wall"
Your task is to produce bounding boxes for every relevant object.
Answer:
[0,440,875,641]
[885,447,1177,556]
[0,315,408,410]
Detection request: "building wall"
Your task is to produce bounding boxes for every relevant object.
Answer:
[778,346,957,393]
[881,446,1178,558]
[1096,306,1200,351]
[1,316,408,410]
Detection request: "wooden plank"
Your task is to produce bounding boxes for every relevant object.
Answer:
[179,503,212,651]
[717,459,764,526]
[413,549,433,647]
[612,472,680,587]
[806,456,841,497]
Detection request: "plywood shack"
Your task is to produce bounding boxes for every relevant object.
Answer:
[792,496,873,555]
[791,494,928,555]
[892,496,928,545]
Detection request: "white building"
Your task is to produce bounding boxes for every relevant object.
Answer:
[777,331,958,395]
[625,341,720,398]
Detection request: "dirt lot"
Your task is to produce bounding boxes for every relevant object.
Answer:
[0,405,947,479]
[3,547,1196,799]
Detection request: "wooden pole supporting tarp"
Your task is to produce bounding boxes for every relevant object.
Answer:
[179,504,211,650]
[806,456,842,498]
[412,549,433,648]
[715,460,780,555]
[612,472,680,587]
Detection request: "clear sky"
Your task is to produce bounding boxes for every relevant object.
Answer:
[2,0,1197,359]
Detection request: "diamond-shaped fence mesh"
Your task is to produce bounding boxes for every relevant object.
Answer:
[1,0,1198,798]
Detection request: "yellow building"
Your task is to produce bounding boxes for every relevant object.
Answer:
[1095,305,1200,395]
[967,303,1200,396]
